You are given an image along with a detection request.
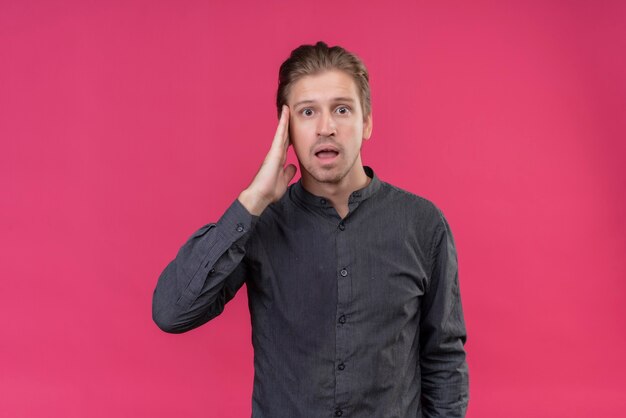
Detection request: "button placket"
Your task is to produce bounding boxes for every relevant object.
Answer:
[335,217,352,408]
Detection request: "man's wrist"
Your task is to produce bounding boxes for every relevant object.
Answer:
[238,189,269,216]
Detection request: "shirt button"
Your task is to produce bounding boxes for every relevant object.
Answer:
[335,409,343,417]
[236,223,244,232]
[337,363,345,371]
[340,269,348,277]
[338,315,346,324]
[209,268,216,274]
[338,222,345,231]
[320,198,327,205]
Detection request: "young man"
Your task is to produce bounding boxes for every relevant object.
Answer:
[152,42,469,417]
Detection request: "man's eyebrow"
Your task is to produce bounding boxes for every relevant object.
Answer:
[293,100,315,108]
[293,97,356,108]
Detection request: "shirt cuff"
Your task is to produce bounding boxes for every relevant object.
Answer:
[216,198,259,244]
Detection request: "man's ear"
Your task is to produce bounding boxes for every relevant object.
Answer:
[363,113,373,140]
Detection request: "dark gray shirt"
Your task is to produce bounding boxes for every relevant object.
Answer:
[152,167,469,417]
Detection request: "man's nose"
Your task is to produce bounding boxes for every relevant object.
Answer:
[317,111,337,137]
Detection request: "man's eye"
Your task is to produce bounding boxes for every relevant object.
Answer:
[336,106,350,115]
[302,109,314,116]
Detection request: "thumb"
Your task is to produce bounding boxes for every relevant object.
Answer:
[282,164,297,184]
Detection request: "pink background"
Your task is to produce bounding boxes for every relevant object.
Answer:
[2,1,625,417]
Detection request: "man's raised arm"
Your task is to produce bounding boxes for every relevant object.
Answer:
[151,106,296,333]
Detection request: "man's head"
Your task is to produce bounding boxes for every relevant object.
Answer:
[276,42,373,190]
[276,41,371,120]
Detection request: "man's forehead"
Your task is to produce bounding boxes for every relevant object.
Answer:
[288,70,359,104]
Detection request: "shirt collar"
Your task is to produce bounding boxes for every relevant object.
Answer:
[292,166,381,209]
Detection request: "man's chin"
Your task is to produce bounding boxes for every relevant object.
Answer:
[302,166,345,185]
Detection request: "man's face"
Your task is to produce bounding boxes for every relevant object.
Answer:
[287,70,372,187]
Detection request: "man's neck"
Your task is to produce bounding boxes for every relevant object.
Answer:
[301,163,370,219]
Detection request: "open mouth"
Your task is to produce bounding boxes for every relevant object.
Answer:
[315,149,339,160]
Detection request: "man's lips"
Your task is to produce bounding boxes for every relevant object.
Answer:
[315,150,339,159]
[314,145,340,160]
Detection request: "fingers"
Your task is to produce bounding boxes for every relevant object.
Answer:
[270,105,290,154]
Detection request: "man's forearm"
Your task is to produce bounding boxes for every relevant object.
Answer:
[152,199,256,333]
[420,344,469,417]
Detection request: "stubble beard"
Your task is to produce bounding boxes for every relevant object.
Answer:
[300,150,360,186]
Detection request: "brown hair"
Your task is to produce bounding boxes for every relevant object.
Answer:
[276,41,371,119]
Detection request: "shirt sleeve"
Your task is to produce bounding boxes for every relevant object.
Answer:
[419,209,469,417]
[152,198,257,334]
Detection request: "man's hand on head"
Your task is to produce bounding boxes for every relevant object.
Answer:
[238,105,297,216]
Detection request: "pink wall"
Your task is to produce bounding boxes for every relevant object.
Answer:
[2,1,625,417]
